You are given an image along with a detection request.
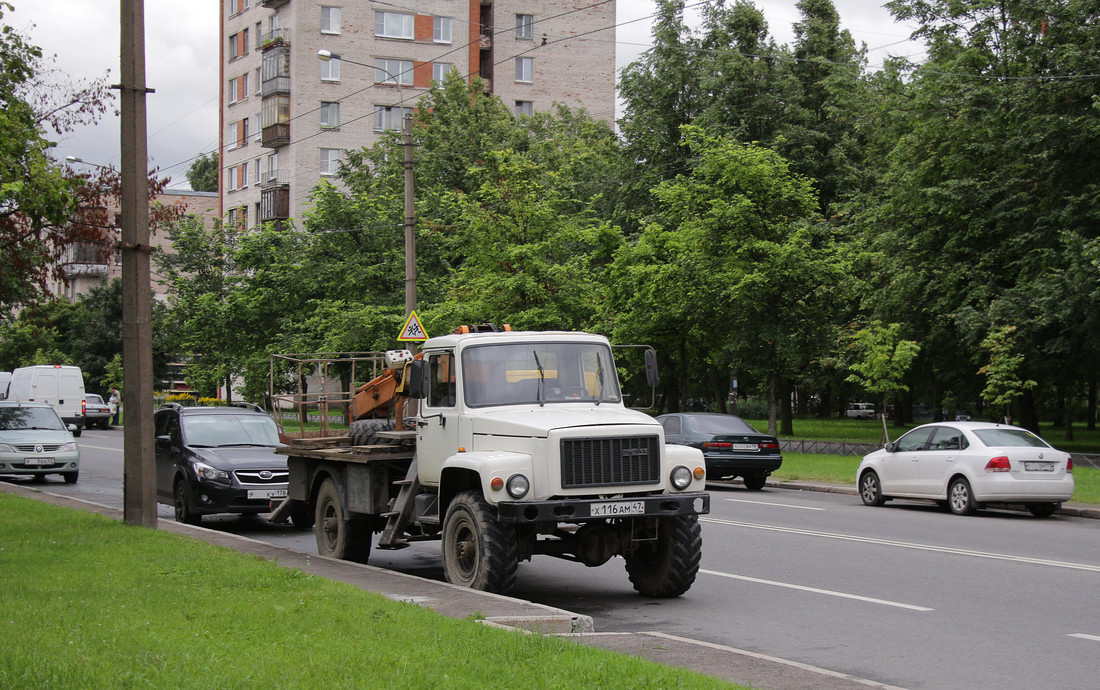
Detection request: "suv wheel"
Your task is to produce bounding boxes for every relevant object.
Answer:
[174,479,202,525]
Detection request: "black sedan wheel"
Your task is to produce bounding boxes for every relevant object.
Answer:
[742,472,767,491]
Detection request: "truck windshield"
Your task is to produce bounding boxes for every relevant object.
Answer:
[462,342,622,407]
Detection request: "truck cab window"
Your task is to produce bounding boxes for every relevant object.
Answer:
[427,352,456,407]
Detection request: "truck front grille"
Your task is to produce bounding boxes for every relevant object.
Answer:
[560,435,660,488]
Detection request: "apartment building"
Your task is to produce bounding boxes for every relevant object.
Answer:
[219,0,617,229]
[51,190,219,302]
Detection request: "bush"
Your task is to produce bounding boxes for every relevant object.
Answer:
[198,397,226,406]
[734,396,768,419]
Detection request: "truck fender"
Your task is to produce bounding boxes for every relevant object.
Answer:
[663,443,708,490]
[439,451,533,510]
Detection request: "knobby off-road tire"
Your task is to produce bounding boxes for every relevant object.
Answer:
[348,419,395,446]
[442,490,519,594]
[315,478,372,563]
[624,514,702,598]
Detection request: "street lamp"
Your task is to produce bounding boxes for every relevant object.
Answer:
[316,49,416,319]
[65,155,113,170]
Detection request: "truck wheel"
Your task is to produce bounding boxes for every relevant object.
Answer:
[625,515,702,598]
[442,490,519,594]
[348,419,395,446]
[315,478,371,562]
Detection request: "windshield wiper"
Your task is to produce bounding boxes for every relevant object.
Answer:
[532,350,545,406]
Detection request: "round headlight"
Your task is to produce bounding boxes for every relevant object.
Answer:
[670,465,692,490]
[506,473,530,499]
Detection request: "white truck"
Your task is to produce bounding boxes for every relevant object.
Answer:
[273,327,710,597]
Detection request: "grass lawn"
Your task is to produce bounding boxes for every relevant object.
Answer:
[745,417,1100,454]
[0,493,735,689]
[771,453,1100,505]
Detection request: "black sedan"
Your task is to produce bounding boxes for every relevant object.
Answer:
[657,412,782,490]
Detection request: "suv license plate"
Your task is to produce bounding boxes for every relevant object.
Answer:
[23,457,53,466]
[1024,462,1055,472]
[248,488,288,500]
[590,500,645,517]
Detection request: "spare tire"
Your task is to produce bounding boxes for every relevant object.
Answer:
[348,418,395,446]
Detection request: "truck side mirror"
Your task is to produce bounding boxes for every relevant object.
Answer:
[644,348,659,388]
[400,359,427,399]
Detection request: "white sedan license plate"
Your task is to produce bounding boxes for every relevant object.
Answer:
[247,488,287,500]
[23,457,53,466]
[590,500,645,517]
[1024,462,1055,472]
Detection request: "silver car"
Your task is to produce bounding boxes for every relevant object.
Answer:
[0,401,80,483]
[857,421,1074,517]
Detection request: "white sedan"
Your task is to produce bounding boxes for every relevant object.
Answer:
[857,422,1074,517]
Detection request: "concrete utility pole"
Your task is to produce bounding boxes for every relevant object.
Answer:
[119,0,156,527]
[403,112,416,318]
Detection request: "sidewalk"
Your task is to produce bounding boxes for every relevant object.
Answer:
[3,480,894,690]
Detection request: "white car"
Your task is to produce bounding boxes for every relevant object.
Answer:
[857,422,1074,517]
[846,402,875,419]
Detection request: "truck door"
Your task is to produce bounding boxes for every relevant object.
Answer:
[416,350,458,486]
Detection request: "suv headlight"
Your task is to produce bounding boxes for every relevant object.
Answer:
[670,465,692,490]
[193,461,231,485]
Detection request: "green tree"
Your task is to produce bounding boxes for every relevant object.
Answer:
[185,151,218,192]
[0,2,117,312]
[845,321,921,429]
[977,325,1036,425]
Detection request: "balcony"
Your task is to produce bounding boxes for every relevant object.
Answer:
[261,76,290,98]
[260,186,290,223]
[260,0,289,8]
[261,123,290,148]
[261,27,291,50]
[260,170,288,189]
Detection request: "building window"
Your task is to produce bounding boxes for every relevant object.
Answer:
[321,56,340,82]
[254,157,262,184]
[433,16,452,43]
[254,21,262,49]
[375,11,414,39]
[516,14,534,40]
[375,105,412,132]
[227,119,248,150]
[226,205,247,231]
[515,101,533,117]
[266,152,279,183]
[321,6,341,34]
[321,101,340,128]
[515,57,533,83]
[226,0,247,18]
[375,58,412,86]
[228,77,239,103]
[254,68,261,95]
[320,148,341,176]
[432,62,455,84]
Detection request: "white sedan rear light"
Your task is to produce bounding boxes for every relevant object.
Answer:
[984,456,1011,472]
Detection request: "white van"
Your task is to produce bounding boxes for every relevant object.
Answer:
[6,365,86,436]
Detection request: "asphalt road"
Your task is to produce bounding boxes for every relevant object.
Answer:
[23,429,1100,689]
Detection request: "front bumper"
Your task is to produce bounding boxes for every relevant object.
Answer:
[189,481,288,515]
[496,491,709,524]
[0,451,80,476]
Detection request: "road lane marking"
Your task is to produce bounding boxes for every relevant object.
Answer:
[76,444,123,453]
[723,498,826,511]
[700,569,934,611]
[702,517,1100,573]
[1068,633,1100,642]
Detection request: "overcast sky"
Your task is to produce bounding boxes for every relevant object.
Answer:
[10,1,922,190]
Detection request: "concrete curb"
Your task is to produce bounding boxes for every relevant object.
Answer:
[709,478,1100,519]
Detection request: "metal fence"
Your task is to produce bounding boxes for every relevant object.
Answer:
[780,439,1100,470]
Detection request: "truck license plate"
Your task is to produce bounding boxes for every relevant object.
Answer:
[248,488,288,500]
[23,457,53,466]
[1024,462,1054,472]
[590,500,645,517]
